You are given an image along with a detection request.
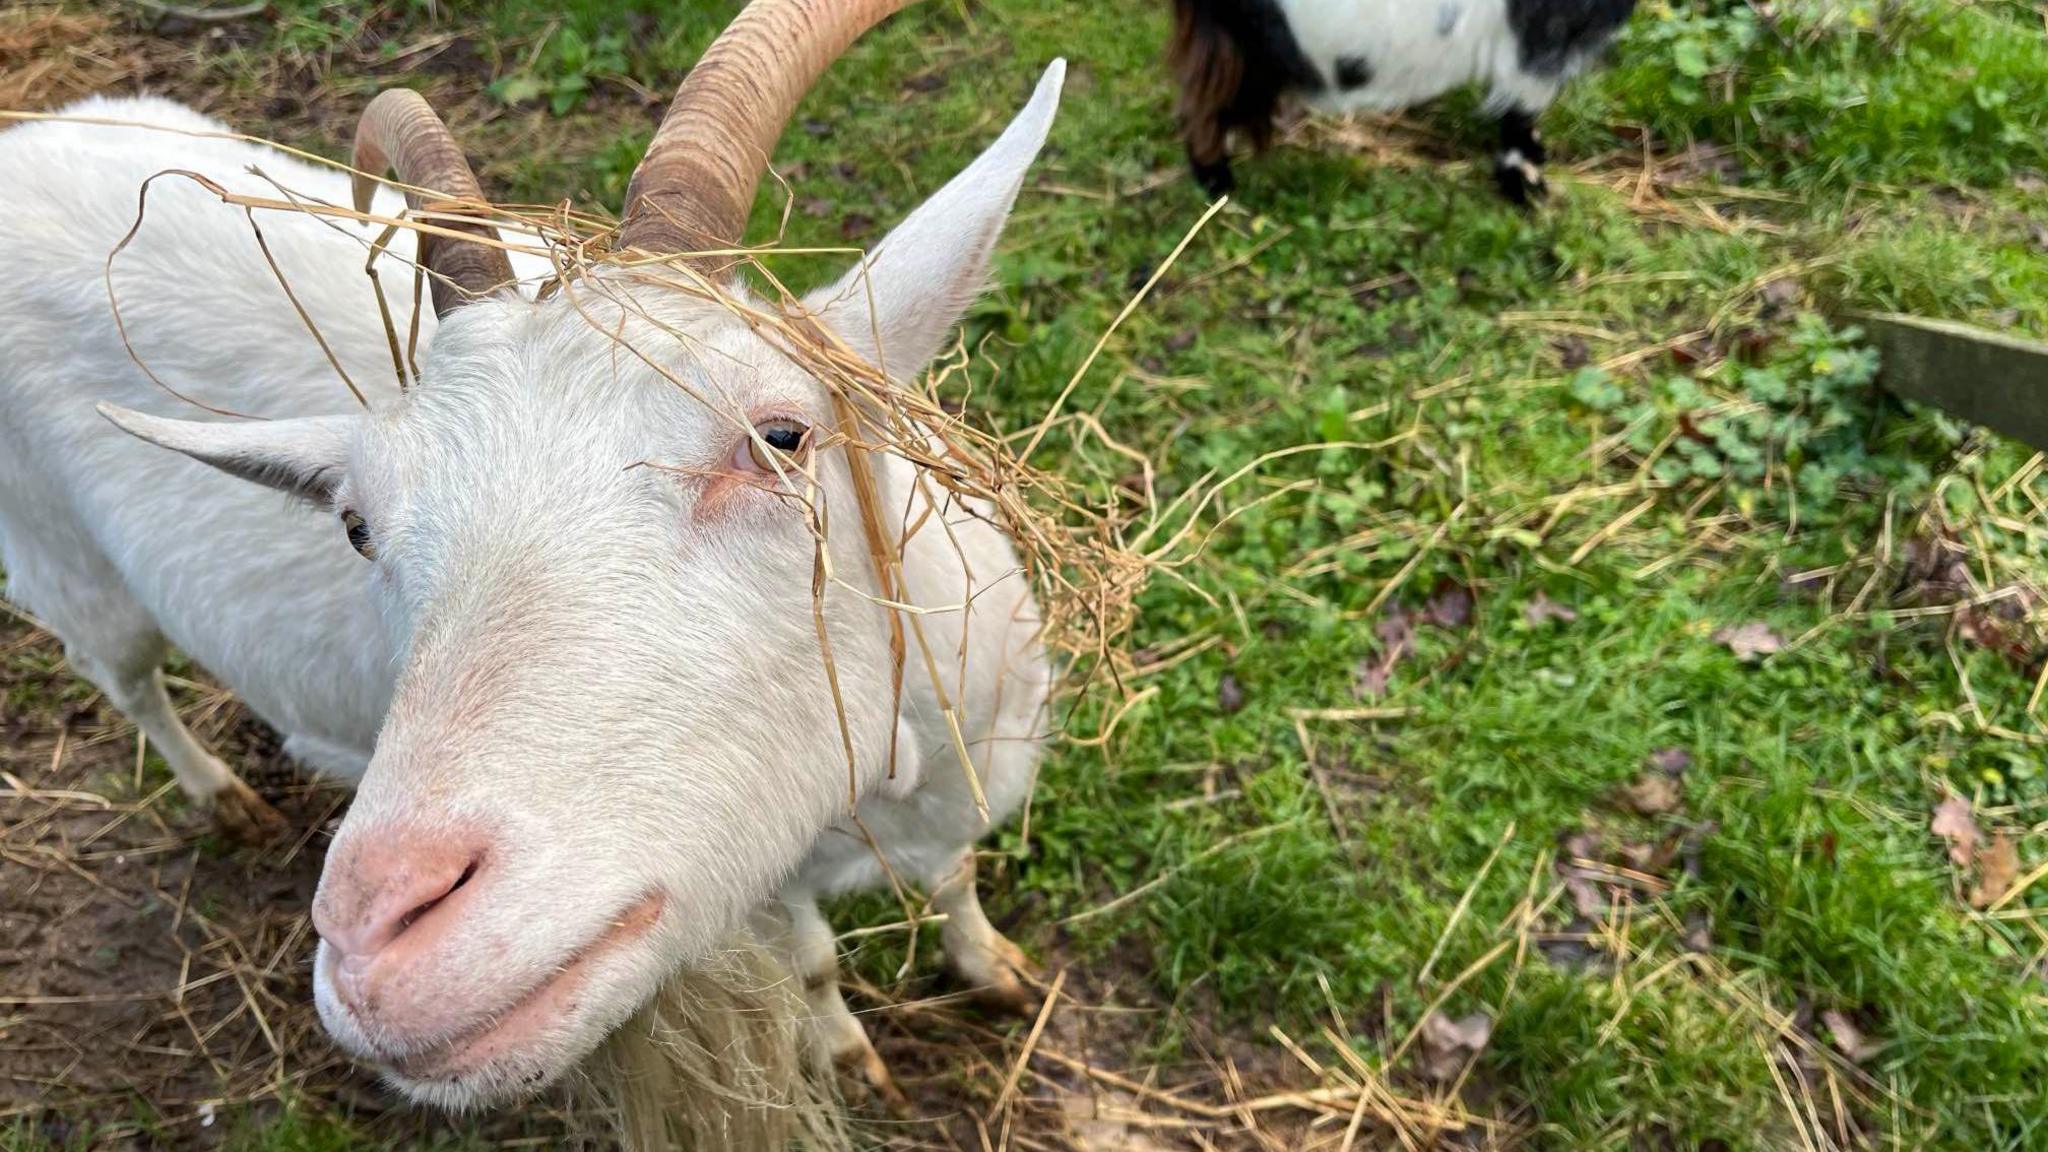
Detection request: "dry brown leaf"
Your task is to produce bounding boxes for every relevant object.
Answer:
[1416,1009,1493,1082]
[1647,747,1693,775]
[1931,794,1981,869]
[1216,672,1245,715]
[1713,621,1784,662]
[1351,657,1392,699]
[1821,1009,1883,1064]
[1523,591,1578,627]
[1970,832,2019,909]
[1557,830,1607,916]
[1352,606,1415,699]
[1061,1092,1176,1152]
[1619,773,1684,816]
[1759,277,1802,316]
[1424,579,1474,629]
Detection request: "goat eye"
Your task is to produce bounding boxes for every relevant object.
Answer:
[340,510,375,559]
[740,418,812,474]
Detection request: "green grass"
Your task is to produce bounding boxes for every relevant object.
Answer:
[20,0,2048,1147]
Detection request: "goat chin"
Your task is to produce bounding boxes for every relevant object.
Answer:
[579,931,848,1152]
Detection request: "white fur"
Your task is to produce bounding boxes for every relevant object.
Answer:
[0,63,1064,1109]
[1276,0,1568,113]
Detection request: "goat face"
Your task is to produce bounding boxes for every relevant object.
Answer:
[101,61,1063,1107]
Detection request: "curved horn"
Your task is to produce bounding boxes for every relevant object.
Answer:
[351,89,515,316]
[618,0,919,262]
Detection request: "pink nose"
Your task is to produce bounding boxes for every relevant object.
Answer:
[313,822,490,1020]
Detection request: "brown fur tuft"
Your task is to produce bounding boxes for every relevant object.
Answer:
[1168,0,1244,169]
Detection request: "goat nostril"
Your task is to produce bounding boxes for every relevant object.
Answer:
[395,902,431,935]
[391,856,481,940]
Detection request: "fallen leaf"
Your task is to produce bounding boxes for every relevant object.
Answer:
[1668,333,1715,367]
[1657,141,1745,187]
[839,213,875,240]
[1423,580,1474,629]
[1062,1092,1175,1152]
[1554,334,1591,370]
[1731,325,1775,363]
[1541,916,1606,970]
[1899,535,1972,605]
[1216,673,1245,715]
[1619,773,1683,816]
[1682,912,1713,953]
[1557,830,1607,916]
[1931,794,1981,869]
[1416,1010,1493,1082]
[798,196,833,218]
[1351,658,1392,700]
[1970,832,2019,909]
[1759,277,1801,316]
[1615,839,1656,871]
[1522,592,1578,627]
[1713,622,1784,662]
[1352,607,1415,699]
[1821,1010,1883,1064]
[1376,606,1415,651]
[1646,747,1693,775]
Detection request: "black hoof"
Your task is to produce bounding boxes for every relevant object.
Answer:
[1190,157,1236,200]
[1494,154,1547,207]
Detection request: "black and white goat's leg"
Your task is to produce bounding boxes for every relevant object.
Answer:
[1185,124,1237,199]
[1493,107,1550,205]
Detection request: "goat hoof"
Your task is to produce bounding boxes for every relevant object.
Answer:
[834,1045,911,1115]
[1190,159,1236,200]
[211,778,288,844]
[960,934,1040,1017]
[971,973,1039,1018]
[1494,155,1547,207]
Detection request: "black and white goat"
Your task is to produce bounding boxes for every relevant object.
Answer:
[1168,0,1638,203]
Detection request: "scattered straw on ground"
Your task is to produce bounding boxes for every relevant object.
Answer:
[0,10,134,111]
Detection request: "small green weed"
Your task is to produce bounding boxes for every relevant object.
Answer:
[488,25,628,115]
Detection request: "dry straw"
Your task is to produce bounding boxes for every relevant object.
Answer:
[0,9,128,110]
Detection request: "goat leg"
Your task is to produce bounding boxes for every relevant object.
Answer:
[1493,107,1550,206]
[1188,141,1237,199]
[931,851,1038,1015]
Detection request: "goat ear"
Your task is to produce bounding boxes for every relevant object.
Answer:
[805,59,1065,381]
[97,403,354,503]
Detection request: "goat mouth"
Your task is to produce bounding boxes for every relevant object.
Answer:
[380,890,666,1084]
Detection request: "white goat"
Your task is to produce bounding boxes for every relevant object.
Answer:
[0,0,1058,1121]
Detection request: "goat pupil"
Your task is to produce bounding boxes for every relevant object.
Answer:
[346,520,372,555]
[765,427,803,452]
